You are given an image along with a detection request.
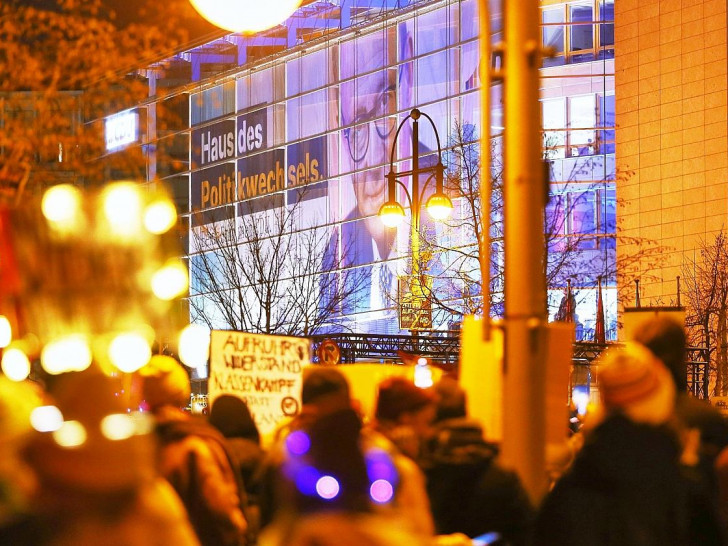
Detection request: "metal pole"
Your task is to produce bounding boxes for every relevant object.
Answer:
[411,111,421,298]
[502,0,548,503]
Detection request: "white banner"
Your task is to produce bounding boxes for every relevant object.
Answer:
[209,330,308,437]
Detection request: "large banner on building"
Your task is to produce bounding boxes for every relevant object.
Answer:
[191,162,237,213]
[208,330,309,437]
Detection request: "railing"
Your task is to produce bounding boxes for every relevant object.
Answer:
[191,334,711,400]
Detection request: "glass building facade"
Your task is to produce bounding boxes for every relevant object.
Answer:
[110,0,616,339]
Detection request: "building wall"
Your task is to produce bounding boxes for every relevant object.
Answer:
[106,0,618,338]
[615,0,728,309]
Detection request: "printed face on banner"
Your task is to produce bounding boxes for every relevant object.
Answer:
[208,330,310,438]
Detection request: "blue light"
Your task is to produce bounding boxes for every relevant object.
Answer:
[286,429,311,456]
[315,475,340,500]
[293,464,320,496]
[365,448,398,484]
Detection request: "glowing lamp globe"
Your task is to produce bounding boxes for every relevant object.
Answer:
[189,0,302,34]
[379,201,405,228]
[425,193,453,221]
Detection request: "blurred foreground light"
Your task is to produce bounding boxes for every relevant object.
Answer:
[0,315,11,347]
[370,479,394,503]
[102,183,142,239]
[41,335,92,375]
[151,261,189,300]
[286,430,311,456]
[414,363,433,388]
[30,405,64,432]
[53,420,87,448]
[41,184,83,233]
[189,0,301,33]
[315,475,340,500]
[144,200,177,234]
[109,332,151,373]
[2,348,30,381]
[100,413,153,441]
[179,324,211,368]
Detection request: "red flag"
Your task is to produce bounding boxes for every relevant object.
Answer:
[595,277,606,344]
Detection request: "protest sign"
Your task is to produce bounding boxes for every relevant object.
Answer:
[209,330,308,436]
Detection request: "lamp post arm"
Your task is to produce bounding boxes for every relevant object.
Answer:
[388,111,415,170]
[417,110,444,159]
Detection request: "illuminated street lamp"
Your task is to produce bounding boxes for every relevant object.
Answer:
[378,108,452,330]
[189,0,302,34]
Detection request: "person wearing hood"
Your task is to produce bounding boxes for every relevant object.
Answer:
[423,376,534,545]
[534,343,690,546]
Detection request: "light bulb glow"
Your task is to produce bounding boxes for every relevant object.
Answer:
[0,315,11,347]
[41,335,92,375]
[179,324,211,368]
[151,262,189,300]
[2,348,30,381]
[53,420,87,448]
[30,405,64,432]
[41,184,82,229]
[144,200,177,234]
[315,475,340,500]
[109,332,151,373]
[426,193,453,221]
[102,183,142,238]
[379,201,405,228]
[370,479,394,503]
[189,0,302,33]
[100,413,152,440]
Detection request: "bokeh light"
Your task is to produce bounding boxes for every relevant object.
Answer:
[286,430,311,456]
[102,183,142,238]
[315,475,340,500]
[41,184,83,232]
[370,479,394,503]
[179,324,211,368]
[0,315,12,347]
[109,332,151,373]
[41,335,92,375]
[101,413,139,440]
[1,348,30,381]
[151,261,189,300]
[143,200,177,234]
[53,420,87,448]
[30,405,64,432]
[189,0,302,33]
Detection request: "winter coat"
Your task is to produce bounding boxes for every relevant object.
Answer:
[423,418,534,545]
[534,413,690,546]
[0,478,200,546]
[154,408,247,546]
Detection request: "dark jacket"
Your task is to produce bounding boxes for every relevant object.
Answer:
[534,413,690,546]
[424,418,534,545]
[155,409,247,546]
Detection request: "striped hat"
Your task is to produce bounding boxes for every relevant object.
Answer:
[597,343,675,423]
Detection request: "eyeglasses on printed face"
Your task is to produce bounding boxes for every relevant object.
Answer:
[342,84,396,163]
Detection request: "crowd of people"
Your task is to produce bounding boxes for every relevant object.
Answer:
[1,316,728,545]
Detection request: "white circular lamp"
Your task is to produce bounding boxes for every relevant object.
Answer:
[189,0,302,33]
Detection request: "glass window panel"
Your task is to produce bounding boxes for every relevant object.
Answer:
[600,0,615,47]
[542,9,565,54]
[570,5,594,50]
[415,50,458,106]
[461,41,480,92]
[543,98,566,157]
[569,94,596,155]
[287,56,302,97]
[416,6,457,55]
[341,29,394,82]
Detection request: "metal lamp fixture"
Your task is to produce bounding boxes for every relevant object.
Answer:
[377,108,452,228]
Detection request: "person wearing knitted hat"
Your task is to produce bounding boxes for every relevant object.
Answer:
[138,355,247,546]
[534,343,693,546]
[0,370,199,546]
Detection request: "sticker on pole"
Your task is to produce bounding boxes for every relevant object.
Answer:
[208,330,309,437]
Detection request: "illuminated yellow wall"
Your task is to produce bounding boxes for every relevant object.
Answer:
[616,0,728,309]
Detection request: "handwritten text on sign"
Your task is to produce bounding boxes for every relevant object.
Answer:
[209,331,309,436]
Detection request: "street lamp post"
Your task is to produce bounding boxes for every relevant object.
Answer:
[378,108,453,331]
